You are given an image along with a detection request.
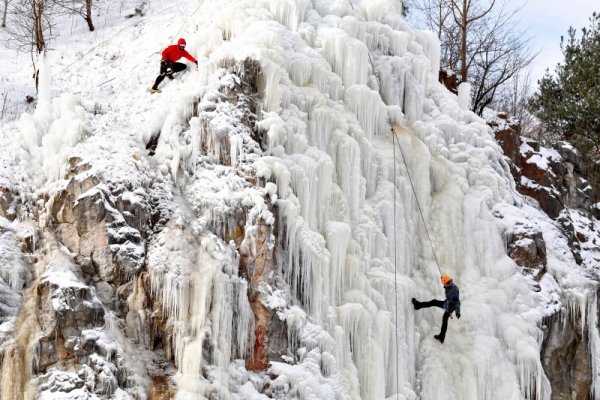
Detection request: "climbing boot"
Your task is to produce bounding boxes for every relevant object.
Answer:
[434,334,445,344]
[150,88,161,94]
[411,298,421,310]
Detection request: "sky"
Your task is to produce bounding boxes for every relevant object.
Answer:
[511,0,598,83]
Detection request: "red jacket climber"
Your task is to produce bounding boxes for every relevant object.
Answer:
[151,38,198,93]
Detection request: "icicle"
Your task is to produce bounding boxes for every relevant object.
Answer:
[318,28,369,87]
[0,225,29,292]
[357,0,402,23]
[344,85,389,139]
[457,82,472,110]
[390,31,410,56]
[415,30,440,81]
[403,72,424,123]
[258,60,283,112]
[588,289,600,397]
[213,6,248,41]
[245,0,307,32]
[325,222,351,304]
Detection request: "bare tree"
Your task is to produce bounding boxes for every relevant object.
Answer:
[54,0,94,31]
[448,0,497,83]
[468,7,536,115]
[2,0,9,27]
[409,0,452,38]
[5,0,58,91]
[494,68,541,139]
[6,0,57,55]
[407,0,535,115]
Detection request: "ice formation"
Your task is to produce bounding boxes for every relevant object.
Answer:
[141,1,565,398]
[1,0,599,399]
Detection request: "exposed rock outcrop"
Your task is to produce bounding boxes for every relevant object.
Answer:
[0,179,18,221]
[241,216,289,371]
[541,311,592,400]
[506,228,547,280]
[439,68,458,95]
[490,113,597,219]
[491,113,600,399]
[49,158,149,287]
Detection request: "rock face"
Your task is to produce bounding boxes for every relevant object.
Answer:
[0,179,18,221]
[49,158,148,285]
[0,159,154,399]
[241,217,289,371]
[0,58,284,399]
[438,68,458,95]
[2,55,596,400]
[506,228,547,280]
[490,114,599,267]
[490,114,597,219]
[541,313,592,400]
[491,113,600,399]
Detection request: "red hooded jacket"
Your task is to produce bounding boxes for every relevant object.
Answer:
[162,40,197,64]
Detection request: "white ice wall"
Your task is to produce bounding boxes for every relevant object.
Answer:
[173,1,557,399]
[8,0,598,398]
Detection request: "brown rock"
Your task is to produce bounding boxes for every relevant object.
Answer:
[497,111,509,120]
[241,220,288,371]
[494,127,521,167]
[517,185,564,219]
[521,156,551,187]
[541,310,592,400]
[50,173,147,284]
[149,374,175,400]
[247,300,270,371]
[438,69,458,94]
[0,183,18,221]
[35,337,60,372]
[36,279,105,339]
[507,230,547,280]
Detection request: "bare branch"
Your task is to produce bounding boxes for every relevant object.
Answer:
[467,0,495,24]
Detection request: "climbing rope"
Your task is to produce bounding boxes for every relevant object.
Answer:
[348,0,441,280]
[347,0,443,280]
[391,127,443,277]
[171,0,204,42]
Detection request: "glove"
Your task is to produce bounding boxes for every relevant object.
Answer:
[456,311,461,319]
[195,60,198,66]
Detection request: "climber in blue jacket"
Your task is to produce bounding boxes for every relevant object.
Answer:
[412,274,461,344]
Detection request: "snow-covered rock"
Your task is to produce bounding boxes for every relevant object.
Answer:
[0,0,599,399]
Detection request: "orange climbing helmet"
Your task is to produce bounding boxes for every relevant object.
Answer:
[441,274,452,286]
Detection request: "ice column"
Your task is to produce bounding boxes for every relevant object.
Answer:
[457,82,472,110]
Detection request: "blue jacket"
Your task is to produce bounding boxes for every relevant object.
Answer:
[444,282,460,314]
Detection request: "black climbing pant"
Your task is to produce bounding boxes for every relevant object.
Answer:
[152,61,187,90]
[413,299,450,340]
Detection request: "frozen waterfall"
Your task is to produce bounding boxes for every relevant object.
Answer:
[1,0,598,399]
[147,0,561,398]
